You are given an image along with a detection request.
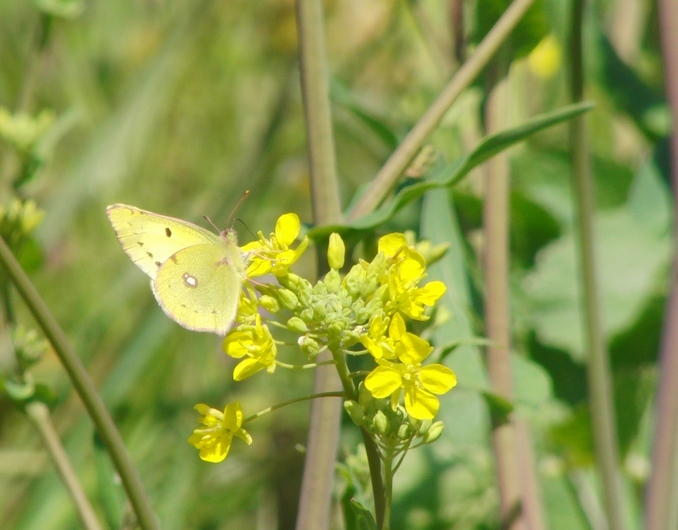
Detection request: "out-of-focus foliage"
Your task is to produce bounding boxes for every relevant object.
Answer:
[0,0,670,529]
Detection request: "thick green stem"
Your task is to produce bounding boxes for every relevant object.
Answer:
[360,428,385,529]
[381,456,394,530]
[0,236,159,530]
[294,1,345,530]
[569,2,627,529]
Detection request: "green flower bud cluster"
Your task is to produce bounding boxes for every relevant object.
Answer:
[344,384,444,450]
[0,199,44,250]
[0,108,54,155]
[12,326,49,370]
[276,256,389,352]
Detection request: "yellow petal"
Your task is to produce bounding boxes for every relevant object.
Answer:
[378,233,408,257]
[416,281,447,305]
[275,213,300,247]
[419,365,457,394]
[223,331,252,359]
[396,333,433,364]
[405,387,439,420]
[233,357,266,381]
[365,366,402,398]
[199,434,233,463]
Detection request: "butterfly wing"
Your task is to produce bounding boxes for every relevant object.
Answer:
[106,204,222,280]
[151,242,244,335]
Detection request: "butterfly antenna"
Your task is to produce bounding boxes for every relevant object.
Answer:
[202,190,251,234]
[234,218,257,240]
[204,215,220,232]
[227,190,250,229]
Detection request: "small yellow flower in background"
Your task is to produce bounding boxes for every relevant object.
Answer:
[188,401,252,463]
[364,332,456,420]
[242,213,309,277]
[361,312,406,360]
[528,34,561,80]
[223,314,277,381]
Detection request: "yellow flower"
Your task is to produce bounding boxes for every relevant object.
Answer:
[242,213,309,277]
[360,312,406,360]
[235,285,259,324]
[385,264,446,320]
[364,333,456,420]
[187,401,252,463]
[374,232,446,320]
[223,314,277,380]
[528,34,561,80]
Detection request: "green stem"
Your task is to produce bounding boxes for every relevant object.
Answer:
[26,402,104,530]
[274,359,335,370]
[329,347,357,400]
[569,2,627,529]
[347,0,537,221]
[381,450,394,530]
[360,428,385,529]
[243,391,344,423]
[294,0,346,526]
[0,235,159,530]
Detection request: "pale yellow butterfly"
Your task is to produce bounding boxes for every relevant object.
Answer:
[106,204,245,335]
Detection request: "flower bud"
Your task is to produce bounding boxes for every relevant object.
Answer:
[277,289,299,310]
[328,322,346,340]
[324,269,341,291]
[343,400,365,426]
[327,233,345,270]
[422,421,444,444]
[258,295,279,313]
[343,265,366,296]
[298,335,320,358]
[4,374,36,403]
[12,327,48,367]
[287,317,308,333]
[416,418,432,436]
[372,410,389,435]
[397,423,411,440]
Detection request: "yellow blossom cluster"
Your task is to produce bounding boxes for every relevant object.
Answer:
[188,213,456,462]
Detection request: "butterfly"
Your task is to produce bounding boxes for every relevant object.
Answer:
[106,204,245,335]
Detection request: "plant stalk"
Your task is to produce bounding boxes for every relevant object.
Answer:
[294,1,346,529]
[0,236,159,530]
[482,63,524,530]
[645,0,678,528]
[569,1,627,529]
[26,402,104,530]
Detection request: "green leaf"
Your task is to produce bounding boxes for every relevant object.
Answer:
[345,499,378,530]
[482,390,515,427]
[523,206,670,360]
[474,0,549,59]
[308,102,594,240]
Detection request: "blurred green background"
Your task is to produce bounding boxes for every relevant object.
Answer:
[0,0,671,529]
